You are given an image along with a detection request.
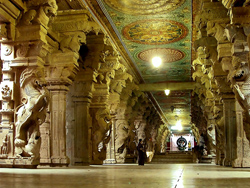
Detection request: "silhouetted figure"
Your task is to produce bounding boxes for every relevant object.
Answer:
[137,139,145,166]
[198,133,205,162]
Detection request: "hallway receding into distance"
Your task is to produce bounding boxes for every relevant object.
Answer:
[1,164,250,188]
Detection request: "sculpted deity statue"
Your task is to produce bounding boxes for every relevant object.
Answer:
[0,134,9,156]
[14,68,49,163]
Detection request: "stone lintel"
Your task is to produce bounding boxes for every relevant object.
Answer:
[0,1,21,21]
[221,93,235,100]
[11,56,45,67]
[46,85,69,91]
[231,7,250,24]
[139,82,196,91]
[53,11,100,33]
[16,25,47,43]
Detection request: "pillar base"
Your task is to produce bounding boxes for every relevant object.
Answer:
[103,159,116,164]
[0,157,38,168]
[51,157,69,167]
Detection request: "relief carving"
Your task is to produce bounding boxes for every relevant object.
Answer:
[191,123,200,144]
[115,120,130,163]
[213,105,225,164]
[92,108,112,163]
[16,44,30,58]
[1,85,12,100]
[26,0,58,25]
[19,10,37,26]
[14,68,49,163]
[0,134,10,157]
[0,24,7,40]
[59,32,86,53]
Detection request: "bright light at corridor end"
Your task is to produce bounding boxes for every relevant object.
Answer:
[171,120,183,131]
[152,56,162,67]
[164,89,170,96]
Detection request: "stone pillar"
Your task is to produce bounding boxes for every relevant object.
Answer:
[46,51,79,166]
[66,68,95,166]
[48,85,69,166]
[72,97,91,165]
[222,96,237,166]
[233,101,250,167]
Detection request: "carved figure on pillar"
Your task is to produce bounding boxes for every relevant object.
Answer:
[60,32,86,53]
[92,108,112,164]
[213,105,225,165]
[207,123,216,156]
[115,120,129,163]
[14,67,49,164]
[191,123,200,144]
[26,0,58,26]
[0,134,9,156]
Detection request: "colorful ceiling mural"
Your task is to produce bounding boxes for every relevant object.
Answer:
[97,0,192,128]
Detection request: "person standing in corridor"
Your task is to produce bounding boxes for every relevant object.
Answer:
[137,139,145,166]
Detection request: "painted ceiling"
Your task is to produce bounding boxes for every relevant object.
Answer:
[96,0,193,130]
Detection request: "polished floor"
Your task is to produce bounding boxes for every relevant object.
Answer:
[0,163,250,188]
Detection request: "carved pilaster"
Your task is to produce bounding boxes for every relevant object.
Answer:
[222,95,237,166]
[0,59,14,160]
[66,67,95,166]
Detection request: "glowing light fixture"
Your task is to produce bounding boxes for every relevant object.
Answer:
[164,89,170,96]
[152,56,162,67]
[171,120,183,131]
[176,120,183,131]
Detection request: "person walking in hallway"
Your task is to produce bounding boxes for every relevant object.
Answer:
[137,139,145,165]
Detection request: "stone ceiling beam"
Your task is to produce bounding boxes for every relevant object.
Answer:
[139,82,196,91]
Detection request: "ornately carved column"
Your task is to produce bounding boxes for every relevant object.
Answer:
[46,51,79,166]
[233,101,250,167]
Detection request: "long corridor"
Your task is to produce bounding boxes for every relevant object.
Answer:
[0,164,250,188]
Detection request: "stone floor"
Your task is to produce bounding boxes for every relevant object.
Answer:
[0,163,250,188]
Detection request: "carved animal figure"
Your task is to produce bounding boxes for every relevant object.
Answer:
[60,32,86,53]
[115,120,129,162]
[19,10,37,25]
[207,22,227,43]
[92,108,112,163]
[14,68,49,162]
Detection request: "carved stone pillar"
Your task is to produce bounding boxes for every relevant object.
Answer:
[222,95,237,166]
[46,51,79,166]
[233,101,250,167]
[66,68,95,166]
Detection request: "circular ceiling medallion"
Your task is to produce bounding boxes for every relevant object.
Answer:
[103,0,185,15]
[123,19,188,45]
[138,48,185,63]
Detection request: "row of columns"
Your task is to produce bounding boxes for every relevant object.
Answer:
[192,0,250,167]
